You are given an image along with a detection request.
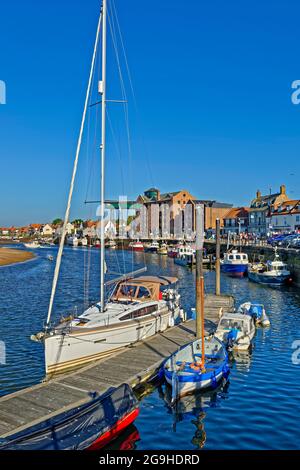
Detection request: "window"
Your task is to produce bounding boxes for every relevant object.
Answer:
[229,255,234,260]
[296,216,300,222]
[120,284,137,297]
[137,286,151,299]
[133,305,158,318]
[119,304,158,321]
[236,255,241,260]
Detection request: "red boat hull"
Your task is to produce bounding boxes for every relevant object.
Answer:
[87,407,139,450]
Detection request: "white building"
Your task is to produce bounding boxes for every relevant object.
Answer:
[269,199,300,233]
[41,224,54,236]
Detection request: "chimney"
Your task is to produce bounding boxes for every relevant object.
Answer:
[256,190,261,199]
[280,184,286,195]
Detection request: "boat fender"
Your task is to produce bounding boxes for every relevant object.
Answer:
[30,331,45,342]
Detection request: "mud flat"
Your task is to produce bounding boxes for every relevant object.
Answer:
[0,247,35,266]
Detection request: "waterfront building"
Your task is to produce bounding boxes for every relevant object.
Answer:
[268,199,300,233]
[136,188,196,239]
[40,224,54,236]
[248,185,289,235]
[223,207,250,234]
[186,200,233,232]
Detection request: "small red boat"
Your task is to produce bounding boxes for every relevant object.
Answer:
[0,384,139,450]
[129,241,144,252]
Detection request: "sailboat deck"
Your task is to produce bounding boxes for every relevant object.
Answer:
[0,294,233,439]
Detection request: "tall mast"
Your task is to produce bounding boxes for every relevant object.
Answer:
[100,0,107,312]
[45,8,102,329]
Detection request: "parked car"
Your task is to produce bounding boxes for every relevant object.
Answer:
[281,234,298,248]
[268,234,290,247]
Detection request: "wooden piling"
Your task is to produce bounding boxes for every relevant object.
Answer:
[195,206,205,345]
[215,218,221,295]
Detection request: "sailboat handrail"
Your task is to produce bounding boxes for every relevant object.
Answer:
[45,8,103,329]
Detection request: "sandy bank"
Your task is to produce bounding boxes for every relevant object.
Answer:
[0,247,35,266]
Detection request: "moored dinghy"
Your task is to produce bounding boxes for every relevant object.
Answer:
[163,337,230,397]
[215,312,256,351]
[163,206,230,398]
[238,302,270,327]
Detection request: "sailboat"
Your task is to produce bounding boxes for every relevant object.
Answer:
[162,207,229,398]
[31,0,183,376]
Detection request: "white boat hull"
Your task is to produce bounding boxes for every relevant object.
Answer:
[45,308,179,375]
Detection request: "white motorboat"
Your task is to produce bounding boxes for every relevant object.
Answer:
[79,237,88,247]
[248,249,292,286]
[105,240,116,249]
[24,241,41,249]
[144,241,160,253]
[174,244,195,266]
[214,312,256,351]
[67,236,79,247]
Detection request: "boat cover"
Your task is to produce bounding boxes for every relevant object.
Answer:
[0,383,138,450]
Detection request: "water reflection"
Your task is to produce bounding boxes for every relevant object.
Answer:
[158,381,230,449]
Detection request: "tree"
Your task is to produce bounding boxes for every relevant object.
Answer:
[71,219,84,227]
[52,218,63,226]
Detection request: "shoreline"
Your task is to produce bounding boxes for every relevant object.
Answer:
[0,247,36,267]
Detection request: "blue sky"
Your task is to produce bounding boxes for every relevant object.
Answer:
[1,0,300,226]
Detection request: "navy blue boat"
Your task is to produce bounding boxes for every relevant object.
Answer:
[248,251,292,286]
[221,250,249,277]
[0,384,139,450]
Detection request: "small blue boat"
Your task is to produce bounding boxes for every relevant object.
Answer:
[163,337,230,398]
[221,250,249,277]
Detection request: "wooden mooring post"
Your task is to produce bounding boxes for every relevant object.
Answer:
[195,205,205,341]
[215,218,221,295]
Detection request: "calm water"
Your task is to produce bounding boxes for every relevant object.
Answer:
[1,245,300,449]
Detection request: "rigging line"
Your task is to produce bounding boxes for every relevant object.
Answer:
[111,0,154,187]
[84,55,102,204]
[108,7,133,193]
[83,57,95,307]
[106,109,125,195]
[45,9,103,328]
[108,7,133,269]
[106,110,125,277]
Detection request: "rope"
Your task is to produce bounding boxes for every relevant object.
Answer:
[45,9,103,328]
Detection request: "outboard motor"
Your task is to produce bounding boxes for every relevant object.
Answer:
[226,328,238,351]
